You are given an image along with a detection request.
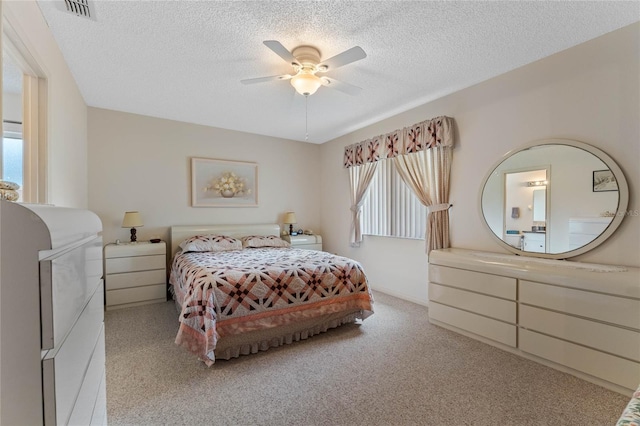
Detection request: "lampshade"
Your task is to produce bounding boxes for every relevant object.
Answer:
[283,212,297,224]
[290,73,322,96]
[122,211,143,228]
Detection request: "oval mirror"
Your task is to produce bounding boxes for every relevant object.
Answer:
[480,139,628,259]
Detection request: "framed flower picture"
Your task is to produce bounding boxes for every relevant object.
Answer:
[191,158,258,207]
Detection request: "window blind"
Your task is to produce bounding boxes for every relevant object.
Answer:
[361,158,427,239]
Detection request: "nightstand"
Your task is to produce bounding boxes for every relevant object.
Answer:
[104,241,166,310]
[282,234,323,251]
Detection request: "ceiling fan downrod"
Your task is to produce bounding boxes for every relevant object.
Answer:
[305,95,309,141]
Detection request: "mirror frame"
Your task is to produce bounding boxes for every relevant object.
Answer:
[479,138,629,259]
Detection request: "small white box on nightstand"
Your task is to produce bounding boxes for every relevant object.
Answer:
[282,234,323,251]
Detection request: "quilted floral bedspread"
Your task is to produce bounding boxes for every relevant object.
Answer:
[617,384,640,426]
[169,247,374,365]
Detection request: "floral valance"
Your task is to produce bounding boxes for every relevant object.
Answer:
[343,116,454,168]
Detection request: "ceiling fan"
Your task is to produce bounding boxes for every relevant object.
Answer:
[241,40,367,96]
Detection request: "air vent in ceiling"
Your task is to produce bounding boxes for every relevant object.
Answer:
[58,0,96,20]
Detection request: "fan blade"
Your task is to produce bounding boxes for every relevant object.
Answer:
[241,74,292,85]
[320,77,362,96]
[263,40,298,65]
[318,46,366,71]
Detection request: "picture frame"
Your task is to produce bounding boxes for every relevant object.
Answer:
[592,169,618,192]
[191,157,258,207]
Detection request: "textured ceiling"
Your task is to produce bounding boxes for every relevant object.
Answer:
[36,1,639,143]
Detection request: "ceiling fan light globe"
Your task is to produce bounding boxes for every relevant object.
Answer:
[290,73,322,96]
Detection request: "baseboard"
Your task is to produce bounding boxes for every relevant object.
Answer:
[371,287,428,307]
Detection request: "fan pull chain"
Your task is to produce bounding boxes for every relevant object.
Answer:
[305,95,309,141]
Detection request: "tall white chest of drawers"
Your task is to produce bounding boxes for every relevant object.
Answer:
[0,200,107,425]
[105,241,167,310]
[428,248,640,395]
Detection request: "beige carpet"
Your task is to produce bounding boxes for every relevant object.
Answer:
[105,291,629,425]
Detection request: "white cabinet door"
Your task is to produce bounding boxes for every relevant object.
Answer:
[522,233,545,253]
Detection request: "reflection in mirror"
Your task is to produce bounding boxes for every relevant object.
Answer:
[503,168,549,252]
[532,189,546,222]
[481,140,627,259]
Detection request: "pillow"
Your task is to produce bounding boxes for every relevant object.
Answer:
[242,235,291,248]
[179,235,242,253]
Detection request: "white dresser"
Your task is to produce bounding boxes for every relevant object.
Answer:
[0,200,107,425]
[105,241,167,309]
[428,248,640,395]
[282,234,323,251]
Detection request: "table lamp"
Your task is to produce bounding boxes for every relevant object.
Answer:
[283,211,297,235]
[122,211,143,242]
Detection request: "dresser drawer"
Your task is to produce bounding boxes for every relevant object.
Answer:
[429,283,516,323]
[520,280,640,330]
[91,372,107,425]
[106,284,166,308]
[294,243,322,251]
[106,254,165,274]
[40,237,103,351]
[519,329,640,391]
[520,305,640,361]
[106,269,166,290]
[105,242,165,257]
[428,301,516,347]
[43,283,104,426]
[68,326,105,426]
[429,265,516,299]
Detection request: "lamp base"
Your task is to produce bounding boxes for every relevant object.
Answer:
[130,227,137,243]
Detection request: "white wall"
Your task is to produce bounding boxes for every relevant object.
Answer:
[2,1,88,208]
[88,108,322,247]
[320,23,640,305]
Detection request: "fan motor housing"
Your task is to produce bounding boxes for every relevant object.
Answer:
[292,46,321,66]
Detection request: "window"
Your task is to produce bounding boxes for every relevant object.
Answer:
[1,121,23,201]
[361,158,427,239]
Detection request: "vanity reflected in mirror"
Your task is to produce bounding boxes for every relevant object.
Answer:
[480,139,628,259]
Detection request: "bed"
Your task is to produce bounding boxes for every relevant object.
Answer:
[617,383,640,425]
[168,224,374,365]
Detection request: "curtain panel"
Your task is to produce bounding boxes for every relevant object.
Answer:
[394,146,453,253]
[344,116,454,252]
[348,162,378,247]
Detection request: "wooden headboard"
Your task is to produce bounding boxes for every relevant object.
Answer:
[170,223,281,256]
